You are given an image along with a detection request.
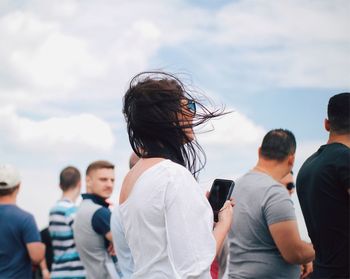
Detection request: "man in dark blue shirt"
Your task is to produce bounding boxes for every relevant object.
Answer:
[0,164,45,278]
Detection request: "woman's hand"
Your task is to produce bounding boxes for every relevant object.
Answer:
[213,199,235,255]
[217,199,235,232]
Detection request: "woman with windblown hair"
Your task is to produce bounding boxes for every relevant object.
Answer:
[118,71,234,278]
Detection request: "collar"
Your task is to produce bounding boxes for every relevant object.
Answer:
[82,193,109,207]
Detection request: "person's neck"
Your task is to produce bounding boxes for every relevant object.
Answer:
[327,133,350,148]
[0,195,17,205]
[253,160,288,182]
[62,189,79,203]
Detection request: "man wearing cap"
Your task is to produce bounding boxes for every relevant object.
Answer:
[0,164,45,278]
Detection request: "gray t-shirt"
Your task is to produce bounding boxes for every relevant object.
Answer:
[228,171,299,279]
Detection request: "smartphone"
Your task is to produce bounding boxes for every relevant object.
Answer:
[208,179,235,222]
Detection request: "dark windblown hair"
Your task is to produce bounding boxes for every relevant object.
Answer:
[327,92,350,134]
[260,129,296,161]
[122,71,226,178]
[59,166,81,192]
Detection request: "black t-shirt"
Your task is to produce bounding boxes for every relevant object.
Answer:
[297,143,350,278]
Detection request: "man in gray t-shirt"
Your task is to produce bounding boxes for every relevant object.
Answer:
[228,129,314,279]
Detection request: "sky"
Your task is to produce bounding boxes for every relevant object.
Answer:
[0,0,349,240]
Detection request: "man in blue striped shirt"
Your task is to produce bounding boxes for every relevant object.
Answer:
[49,166,86,279]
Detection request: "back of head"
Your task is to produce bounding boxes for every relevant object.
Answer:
[123,71,225,178]
[0,164,21,196]
[59,166,81,192]
[260,129,296,161]
[86,160,114,176]
[327,92,350,135]
[123,72,189,160]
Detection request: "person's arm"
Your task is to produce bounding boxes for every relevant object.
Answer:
[269,220,314,264]
[23,214,45,264]
[105,231,113,242]
[213,200,233,255]
[300,261,313,279]
[39,258,50,279]
[264,185,315,265]
[92,207,113,255]
[105,231,116,256]
[110,208,134,277]
[26,242,45,265]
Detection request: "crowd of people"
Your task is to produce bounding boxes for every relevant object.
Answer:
[0,71,349,279]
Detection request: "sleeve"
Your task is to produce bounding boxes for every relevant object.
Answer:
[92,207,111,235]
[22,213,41,244]
[111,207,134,277]
[263,185,296,226]
[337,149,350,191]
[164,167,215,278]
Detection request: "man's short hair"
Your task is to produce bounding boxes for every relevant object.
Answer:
[86,160,114,176]
[59,166,81,192]
[327,92,350,134]
[260,129,296,161]
[0,185,19,196]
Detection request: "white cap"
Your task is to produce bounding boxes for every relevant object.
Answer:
[0,164,21,189]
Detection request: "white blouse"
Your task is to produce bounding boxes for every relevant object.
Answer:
[119,159,215,279]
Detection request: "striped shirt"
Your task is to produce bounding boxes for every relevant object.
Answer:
[49,198,86,279]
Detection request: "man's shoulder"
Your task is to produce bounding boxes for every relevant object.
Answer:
[236,171,280,189]
[299,143,349,172]
[76,199,103,219]
[2,204,33,218]
[332,143,350,161]
[0,205,34,229]
[50,200,77,216]
[52,199,76,209]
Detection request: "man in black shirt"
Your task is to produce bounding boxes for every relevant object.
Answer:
[297,92,350,278]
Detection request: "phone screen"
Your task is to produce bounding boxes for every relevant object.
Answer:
[208,179,235,222]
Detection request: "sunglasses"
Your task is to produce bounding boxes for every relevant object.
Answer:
[187,100,196,114]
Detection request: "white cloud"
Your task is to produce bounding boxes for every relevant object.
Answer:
[0,0,345,233]
[0,1,189,108]
[17,168,61,229]
[214,0,349,47]
[195,110,266,183]
[12,32,106,89]
[294,139,324,173]
[0,107,115,153]
[208,0,350,88]
[197,110,266,146]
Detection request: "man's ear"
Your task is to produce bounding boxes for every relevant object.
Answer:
[86,176,91,192]
[288,154,295,168]
[15,183,21,192]
[324,118,331,132]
